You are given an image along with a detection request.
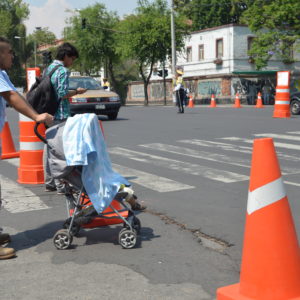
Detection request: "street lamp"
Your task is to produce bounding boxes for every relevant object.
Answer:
[14,35,26,70]
[170,0,176,76]
[34,27,42,67]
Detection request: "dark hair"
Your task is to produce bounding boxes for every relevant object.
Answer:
[0,37,10,54]
[55,42,79,60]
[0,37,9,44]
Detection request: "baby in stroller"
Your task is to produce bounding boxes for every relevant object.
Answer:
[39,113,143,249]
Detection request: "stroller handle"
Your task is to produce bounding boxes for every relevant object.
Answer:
[34,122,48,144]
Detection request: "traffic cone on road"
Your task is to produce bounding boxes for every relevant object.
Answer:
[255,92,264,108]
[233,93,242,108]
[187,95,194,108]
[210,94,217,107]
[217,138,300,300]
[273,71,291,118]
[0,118,19,159]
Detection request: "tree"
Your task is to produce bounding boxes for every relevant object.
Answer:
[64,4,119,76]
[117,0,189,105]
[241,0,300,69]
[0,0,29,86]
[175,0,249,31]
[26,27,56,68]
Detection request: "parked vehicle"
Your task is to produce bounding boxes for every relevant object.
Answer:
[290,91,300,115]
[69,76,121,120]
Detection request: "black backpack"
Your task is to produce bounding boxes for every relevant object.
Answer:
[26,65,61,115]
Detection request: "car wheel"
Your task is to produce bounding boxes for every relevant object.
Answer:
[107,112,118,120]
[290,100,300,115]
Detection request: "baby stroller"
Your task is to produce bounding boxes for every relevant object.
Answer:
[34,116,141,250]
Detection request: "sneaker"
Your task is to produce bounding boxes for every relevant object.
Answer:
[45,186,57,192]
[57,189,66,195]
[0,233,10,245]
[132,202,147,211]
[0,246,15,260]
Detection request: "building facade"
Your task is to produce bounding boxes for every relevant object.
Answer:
[127,24,300,105]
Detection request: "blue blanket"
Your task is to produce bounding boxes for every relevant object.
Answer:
[62,113,129,213]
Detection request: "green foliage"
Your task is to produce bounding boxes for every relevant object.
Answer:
[176,0,249,31]
[117,0,189,104]
[64,3,119,76]
[241,0,300,69]
[0,0,29,86]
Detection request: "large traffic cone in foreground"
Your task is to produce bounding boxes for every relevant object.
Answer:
[255,92,264,108]
[1,118,19,159]
[233,93,242,108]
[217,138,300,300]
[187,95,195,108]
[273,71,291,118]
[210,94,217,107]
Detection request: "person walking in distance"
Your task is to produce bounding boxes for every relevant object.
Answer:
[102,78,110,91]
[0,37,53,259]
[43,43,86,194]
[174,69,185,113]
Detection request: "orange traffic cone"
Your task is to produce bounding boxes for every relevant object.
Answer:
[1,118,19,159]
[217,138,300,300]
[273,71,291,118]
[210,94,217,107]
[255,92,264,108]
[187,95,194,108]
[233,93,242,108]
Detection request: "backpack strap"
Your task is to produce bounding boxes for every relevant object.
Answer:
[47,64,62,78]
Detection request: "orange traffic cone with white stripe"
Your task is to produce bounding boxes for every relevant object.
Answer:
[217,138,300,300]
[210,94,216,107]
[187,95,194,108]
[233,93,242,108]
[255,92,264,108]
[18,114,46,184]
[1,117,19,159]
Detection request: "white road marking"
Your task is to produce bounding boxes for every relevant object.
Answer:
[0,175,49,213]
[112,164,194,192]
[254,133,300,142]
[140,143,249,167]
[220,137,300,151]
[179,139,300,163]
[110,147,249,183]
[287,131,300,135]
[284,181,300,187]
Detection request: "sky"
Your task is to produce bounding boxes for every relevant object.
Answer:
[23,0,140,38]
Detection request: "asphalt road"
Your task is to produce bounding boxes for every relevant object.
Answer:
[1,105,300,299]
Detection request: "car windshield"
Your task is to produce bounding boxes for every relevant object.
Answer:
[69,77,103,90]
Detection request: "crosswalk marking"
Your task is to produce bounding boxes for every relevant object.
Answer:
[110,147,249,183]
[140,143,249,167]
[179,139,253,154]
[254,133,300,142]
[112,164,194,192]
[179,139,300,163]
[220,137,300,151]
[0,175,49,213]
[287,131,300,135]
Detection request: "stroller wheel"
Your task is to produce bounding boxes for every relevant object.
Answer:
[53,229,73,250]
[63,219,81,236]
[118,228,137,249]
[124,216,141,234]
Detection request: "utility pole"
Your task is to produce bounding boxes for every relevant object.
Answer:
[34,27,41,68]
[170,0,176,76]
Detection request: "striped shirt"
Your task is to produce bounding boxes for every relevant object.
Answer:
[45,60,71,120]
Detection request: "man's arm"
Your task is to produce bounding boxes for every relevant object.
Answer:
[1,90,53,125]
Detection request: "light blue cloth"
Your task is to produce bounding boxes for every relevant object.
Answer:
[0,70,16,156]
[62,113,129,213]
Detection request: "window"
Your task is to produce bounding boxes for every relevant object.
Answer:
[186,47,192,62]
[198,44,204,60]
[248,36,254,52]
[216,38,223,58]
